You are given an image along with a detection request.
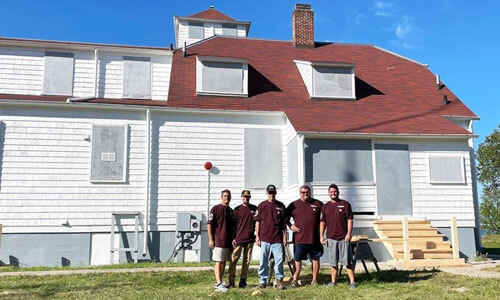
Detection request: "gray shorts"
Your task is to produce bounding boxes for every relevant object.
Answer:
[327,239,354,267]
[212,247,231,262]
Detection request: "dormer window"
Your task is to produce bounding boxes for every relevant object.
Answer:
[42,51,74,96]
[222,24,237,36]
[196,56,248,97]
[295,60,356,100]
[188,22,205,39]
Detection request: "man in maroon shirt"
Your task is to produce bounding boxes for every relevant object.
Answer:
[207,189,234,292]
[320,183,356,289]
[285,185,323,287]
[225,190,257,289]
[255,184,287,290]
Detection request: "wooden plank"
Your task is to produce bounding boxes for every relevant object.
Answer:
[402,217,410,262]
[402,258,468,269]
[450,217,460,259]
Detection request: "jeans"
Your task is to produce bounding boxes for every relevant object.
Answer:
[258,241,284,283]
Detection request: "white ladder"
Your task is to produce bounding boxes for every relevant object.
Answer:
[110,211,140,264]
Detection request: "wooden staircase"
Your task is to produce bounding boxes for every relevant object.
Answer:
[373,219,467,268]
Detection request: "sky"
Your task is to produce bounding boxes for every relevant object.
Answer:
[0,0,498,149]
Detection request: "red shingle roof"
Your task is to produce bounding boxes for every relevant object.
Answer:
[167,37,477,135]
[187,8,236,21]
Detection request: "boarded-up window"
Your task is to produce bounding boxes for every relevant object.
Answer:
[222,24,237,36]
[305,139,373,183]
[123,56,151,99]
[312,66,353,98]
[429,156,465,183]
[201,61,243,94]
[244,128,282,188]
[42,51,74,96]
[91,125,128,182]
[188,22,204,39]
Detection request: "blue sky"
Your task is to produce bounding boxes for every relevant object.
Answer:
[0,0,498,149]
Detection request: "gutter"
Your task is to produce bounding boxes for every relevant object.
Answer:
[299,131,479,139]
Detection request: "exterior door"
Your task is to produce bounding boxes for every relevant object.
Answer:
[375,144,412,215]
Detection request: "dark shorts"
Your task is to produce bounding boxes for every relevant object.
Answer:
[293,243,323,261]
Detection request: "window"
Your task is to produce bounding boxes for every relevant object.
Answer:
[123,56,151,99]
[196,56,248,96]
[188,22,204,39]
[429,156,465,184]
[295,60,356,100]
[222,24,237,36]
[90,125,128,183]
[42,51,74,96]
[304,139,373,183]
[244,128,282,188]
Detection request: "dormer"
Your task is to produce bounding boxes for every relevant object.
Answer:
[173,6,251,48]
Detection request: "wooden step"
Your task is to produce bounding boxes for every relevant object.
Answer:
[383,231,441,238]
[375,223,433,230]
[399,258,468,269]
[374,220,430,225]
[392,244,451,252]
[390,241,450,249]
[381,236,446,242]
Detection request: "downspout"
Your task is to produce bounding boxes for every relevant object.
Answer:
[143,108,151,256]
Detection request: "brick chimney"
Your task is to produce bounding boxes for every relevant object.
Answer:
[292,4,314,48]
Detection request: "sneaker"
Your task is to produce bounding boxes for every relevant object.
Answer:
[214,283,228,292]
[258,282,266,289]
[310,280,318,286]
[276,279,286,290]
[290,280,298,288]
[223,282,235,289]
[349,282,357,289]
[328,281,337,287]
[238,279,247,288]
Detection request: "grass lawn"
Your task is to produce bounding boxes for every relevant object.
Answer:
[0,268,499,299]
[482,234,500,255]
[485,265,500,273]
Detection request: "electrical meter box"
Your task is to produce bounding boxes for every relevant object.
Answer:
[176,212,202,232]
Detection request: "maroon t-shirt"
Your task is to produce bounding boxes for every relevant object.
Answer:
[208,204,234,248]
[255,200,286,243]
[233,204,257,246]
[320,200,353,240]
[286,198,323,244]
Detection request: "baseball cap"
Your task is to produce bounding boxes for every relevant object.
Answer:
[241,190,251,197]
[266,184,277,194]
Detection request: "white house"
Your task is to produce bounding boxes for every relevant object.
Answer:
[0,4,480,267]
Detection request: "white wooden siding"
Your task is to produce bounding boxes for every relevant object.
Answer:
[0,46,172,100]
[177,21,247,48]
[0,48,44,95]
[237,25,246,37]
[295,61,312,96]
[282,118,297,188]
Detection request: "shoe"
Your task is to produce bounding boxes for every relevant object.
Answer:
[328,281,337,287]
[349,282,357,289]
[214,283,228,292]
[238,279,247,288]
[223,282,235,289]
[258,282,266,289]
[276,279,286,290]
[310,280,318,286]
[290,280,298,287]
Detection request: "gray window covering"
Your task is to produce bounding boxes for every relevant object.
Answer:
[287,136,299,186]
[188,22,204,39]
[244,128,282,188]
[222,24,237,36]
[201,61,243,94]
[429,156,464,183]
[312,66,352,98]
[42,51,74,96]
[91,125,127,182]
[305,139,373,183]
[123,56,151,99]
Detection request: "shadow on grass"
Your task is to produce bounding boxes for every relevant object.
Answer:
[310,269,440,285]
[482,247,500,255]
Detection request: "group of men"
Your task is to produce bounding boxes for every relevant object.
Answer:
[207,183,356,292]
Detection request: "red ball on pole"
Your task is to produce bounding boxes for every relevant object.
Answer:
[204,161,213,170]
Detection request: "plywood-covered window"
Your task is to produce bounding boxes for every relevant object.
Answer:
[244,128,282,188]
[222,24,237,36]
[196,56,248,96]
[188,22,204,39]
[91,125,128,183]
[312,66,355,99]
[305,139,373,183]
[123,56,151,99]
[429,156,465,184]
[42,51,74,96]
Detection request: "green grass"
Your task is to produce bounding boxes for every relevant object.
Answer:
[484,265,500,273]
[0,268,499,299]
[482,234,500,255]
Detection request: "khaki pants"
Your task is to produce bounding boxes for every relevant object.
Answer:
[227,243,254,283]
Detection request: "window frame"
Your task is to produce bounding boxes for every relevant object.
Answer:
[188,22,205,39]
[196,56,248,97]
[428,155,466,184]
[221,24,238,36]
[42,51,75,96]
[122,56,152,99]
[90,124,129,183]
